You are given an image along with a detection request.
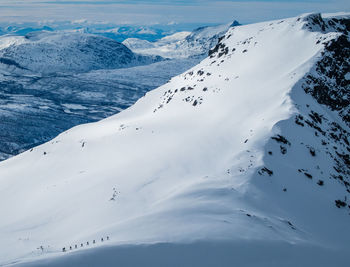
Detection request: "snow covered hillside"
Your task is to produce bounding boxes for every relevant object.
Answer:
[0,57,200,161]
[0,13,349,266]
[0,31,162,74]
[123,21,240,59]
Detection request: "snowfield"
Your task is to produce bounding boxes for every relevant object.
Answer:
[123,21,238,59]
[0,13,349,266]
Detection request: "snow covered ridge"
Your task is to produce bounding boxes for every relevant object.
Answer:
[0,31,162,74]
[123,21,240,59]
[301,13,350,125]
[0,13,350,266]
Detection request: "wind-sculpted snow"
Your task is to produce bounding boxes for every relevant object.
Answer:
[0,13,349,266]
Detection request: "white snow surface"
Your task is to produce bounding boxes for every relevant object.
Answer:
[0,31,161,74]
[123,22,232,59]
[0,35,26,50]
[0,13,349,266]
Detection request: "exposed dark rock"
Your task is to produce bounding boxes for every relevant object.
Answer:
[271,135,291,145]
[304,119,325,135]
[280,146,287,154]
[309,111,323,124]
[218,47,229,58]
[258,167,273,176]
[303,33,350,126]
[197,70,204,76]
[309,147,316,156]
[335,199,347,208]
[304,172,313,179]
[295,115,305,126]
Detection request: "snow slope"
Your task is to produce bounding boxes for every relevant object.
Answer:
[0,13,349,266]
[0,31,162,74]
[0,57,201,161]
[123,21,239,59]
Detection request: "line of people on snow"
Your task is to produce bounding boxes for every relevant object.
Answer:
[62,236,109,252]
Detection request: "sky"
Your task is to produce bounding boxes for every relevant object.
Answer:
[0,0,349,25]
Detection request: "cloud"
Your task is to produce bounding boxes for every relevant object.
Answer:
[0,0,348,24]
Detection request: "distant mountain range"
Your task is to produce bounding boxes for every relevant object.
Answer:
[0,22,225,42]
[0,24,167,42]
[123,21,240,58]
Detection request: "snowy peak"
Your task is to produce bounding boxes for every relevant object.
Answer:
[0,31,162,74]
[154,13,349,202]
[230,20,240,27]
[302,12,350,33]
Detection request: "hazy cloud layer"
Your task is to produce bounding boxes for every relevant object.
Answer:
[0,0,348,24]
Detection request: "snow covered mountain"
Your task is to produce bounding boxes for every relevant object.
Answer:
[123,31,192,51]
[123,21,240,58]
[0,31,162,74]
[0,13,349,267]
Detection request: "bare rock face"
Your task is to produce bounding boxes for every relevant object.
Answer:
[302,16,350,125]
